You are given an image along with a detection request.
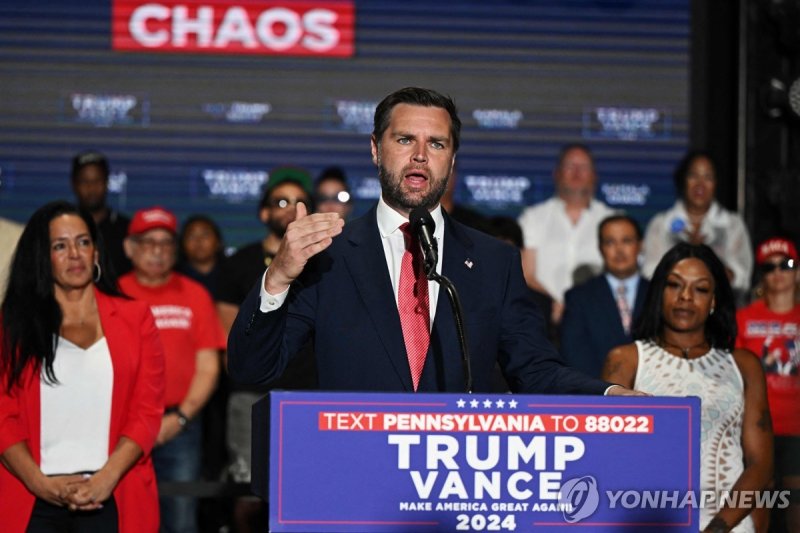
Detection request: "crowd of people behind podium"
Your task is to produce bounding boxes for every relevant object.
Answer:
[0,137,797,533]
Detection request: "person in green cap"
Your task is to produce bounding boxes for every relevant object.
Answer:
[215,165,317,533]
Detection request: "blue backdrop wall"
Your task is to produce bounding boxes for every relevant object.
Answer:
[0,0,689,249]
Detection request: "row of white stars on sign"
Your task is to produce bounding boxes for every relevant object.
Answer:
[456,398,519,409]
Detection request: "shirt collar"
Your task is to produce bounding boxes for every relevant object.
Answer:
[377,196,445,239]
[553,195,604,216]
[675,199,720,220]
[605,272,641,293]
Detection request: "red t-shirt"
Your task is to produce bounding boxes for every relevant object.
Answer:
[736,299,800,436]
[119,272,225,407]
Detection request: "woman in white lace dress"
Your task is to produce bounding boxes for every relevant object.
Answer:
[602,242,773,533]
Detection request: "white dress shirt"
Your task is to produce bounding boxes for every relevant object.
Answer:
[518,196,616,303]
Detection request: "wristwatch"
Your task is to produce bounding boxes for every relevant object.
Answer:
[175,410,189,428]
[167,407,190,429]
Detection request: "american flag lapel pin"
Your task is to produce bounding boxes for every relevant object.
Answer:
[464,259,474,269]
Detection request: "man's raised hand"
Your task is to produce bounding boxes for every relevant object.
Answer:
[264,202,344,294]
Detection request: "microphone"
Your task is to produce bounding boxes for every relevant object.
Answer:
[408,207,472,393]
[409,207,438,278]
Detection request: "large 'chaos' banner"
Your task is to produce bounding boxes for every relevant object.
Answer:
[269,391,700,532]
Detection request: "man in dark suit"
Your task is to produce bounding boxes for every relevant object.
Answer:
[228,87,638,396]
[561,214,650,377]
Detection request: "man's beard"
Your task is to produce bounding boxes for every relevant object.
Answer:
[79,197,106,214]
[378,163,449,213]
[267,218,288,239]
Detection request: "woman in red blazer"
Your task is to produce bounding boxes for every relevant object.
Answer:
[0,201,164,533]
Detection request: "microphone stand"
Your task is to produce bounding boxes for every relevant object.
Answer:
[424,262,473,394]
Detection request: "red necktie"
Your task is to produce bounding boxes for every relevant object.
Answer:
[399,223,430,391]
[616,284,632,335]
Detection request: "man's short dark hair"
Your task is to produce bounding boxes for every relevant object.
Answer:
[598,214,643,242]
[258,166,313,210]
[372,87,461,152]
[315,166,349,189]
[71,150,109,182]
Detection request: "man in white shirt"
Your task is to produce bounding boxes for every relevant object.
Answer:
[518,144,615,323]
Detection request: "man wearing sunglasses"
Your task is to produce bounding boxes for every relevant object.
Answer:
[736,237,800,532]
[314,166,353,222]
[216,167,318,533]
[217,167,314,334]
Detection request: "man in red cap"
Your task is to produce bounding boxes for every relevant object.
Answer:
[736,236,800,532]
[120,206,225,533]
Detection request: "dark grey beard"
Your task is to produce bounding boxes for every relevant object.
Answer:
[378,164,449,213]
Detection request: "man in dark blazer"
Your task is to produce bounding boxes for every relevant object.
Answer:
[228,87,638,396]
[561,215,650,378]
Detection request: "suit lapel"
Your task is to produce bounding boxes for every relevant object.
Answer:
[599,277,627,337]
[341,210,480,391]
[342,208,414,390]
[95,290,126,423]
[94,289,129,452]
[427,215,477,389]
[94,289,117,368]
[434,214,478,326]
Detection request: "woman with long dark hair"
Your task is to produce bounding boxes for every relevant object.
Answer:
[0,201,164,532]
[603,242,772,532]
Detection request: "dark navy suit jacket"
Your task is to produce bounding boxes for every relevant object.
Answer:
[228,206,611,394]
[560,274,649,378]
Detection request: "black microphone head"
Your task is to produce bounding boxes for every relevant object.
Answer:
[409,207,435,233]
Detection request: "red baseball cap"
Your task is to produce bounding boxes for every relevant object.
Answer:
[128,206,177,236]
[756,237,798,265]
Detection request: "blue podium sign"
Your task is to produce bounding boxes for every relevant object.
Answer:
[269,391,700,532]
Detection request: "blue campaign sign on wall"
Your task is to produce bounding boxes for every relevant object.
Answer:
[269,391,700,532]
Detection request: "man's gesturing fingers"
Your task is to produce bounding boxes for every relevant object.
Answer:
[294,201,309,221]
[265,210,344,293]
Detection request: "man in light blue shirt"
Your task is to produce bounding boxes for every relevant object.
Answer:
[561,214,650,377]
